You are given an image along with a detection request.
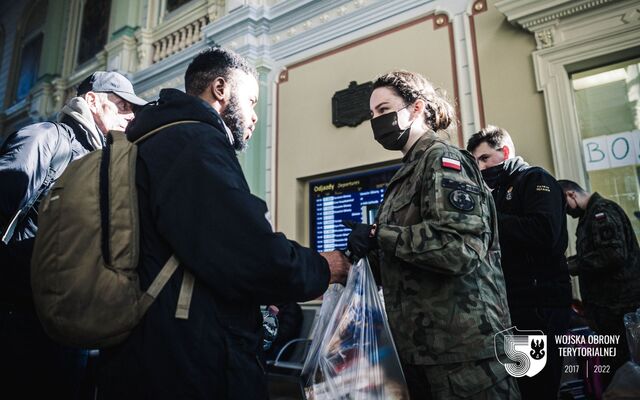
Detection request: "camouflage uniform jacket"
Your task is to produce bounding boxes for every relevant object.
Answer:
[373,133,512,365]
[572,192,640,309]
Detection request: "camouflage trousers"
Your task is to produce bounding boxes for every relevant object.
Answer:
[402,358,521,400]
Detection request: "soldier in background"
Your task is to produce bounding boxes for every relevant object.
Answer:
[467,126,571,400]
[345,70,518,399]
[559,179,640,388]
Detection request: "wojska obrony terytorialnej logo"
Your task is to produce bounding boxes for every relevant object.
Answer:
[494,327,547,377]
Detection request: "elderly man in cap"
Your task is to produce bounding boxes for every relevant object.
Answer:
[0,71,145,399]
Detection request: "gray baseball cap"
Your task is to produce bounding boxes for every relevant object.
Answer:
[77,71,147,106]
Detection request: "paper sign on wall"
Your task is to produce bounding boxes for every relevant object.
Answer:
[583,131,640,171]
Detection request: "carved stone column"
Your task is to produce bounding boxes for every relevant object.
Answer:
[136,28,155,69]
[51,77,69,111]
[105,34,139,74]
[28,81,55,120]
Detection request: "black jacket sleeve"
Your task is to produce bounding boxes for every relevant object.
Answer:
[497,170,565,251]
[152,130,330,305]
[0,123,58,223]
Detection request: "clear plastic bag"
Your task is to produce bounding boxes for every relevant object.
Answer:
[603,361,640,399]
[302,283,345,377]
[623,307,640,364]
[304,258,409,400]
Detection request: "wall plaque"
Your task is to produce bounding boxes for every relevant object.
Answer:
[332,81,373,128]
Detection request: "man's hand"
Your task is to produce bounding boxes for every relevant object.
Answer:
[320,250,351,285]
[567,255,579,276]
[343,220,378,259]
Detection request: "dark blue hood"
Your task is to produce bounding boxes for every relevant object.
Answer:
[126,88,228,143]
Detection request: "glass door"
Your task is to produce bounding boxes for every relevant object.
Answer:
[571,58,640,240]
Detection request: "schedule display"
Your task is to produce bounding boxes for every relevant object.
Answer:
[309,165,400,252]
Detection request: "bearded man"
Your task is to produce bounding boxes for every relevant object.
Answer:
[95,46,350,400]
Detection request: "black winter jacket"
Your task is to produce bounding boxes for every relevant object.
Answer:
[491,157,571,308]
[97,89,330,400]
[0,119,91,309]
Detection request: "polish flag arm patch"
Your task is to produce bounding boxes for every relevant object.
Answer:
[442,157,461,171]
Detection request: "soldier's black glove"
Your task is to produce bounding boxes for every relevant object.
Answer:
[342,220,378,260]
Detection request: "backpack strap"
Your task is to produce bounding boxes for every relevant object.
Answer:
[131,121,204,320]
[137,255,195,320]
[1,123,73,244]
[175,270,195,319]
[139,255,181,311]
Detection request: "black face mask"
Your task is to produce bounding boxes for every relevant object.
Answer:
[481,163,505,189]
[370,110,411,151]
[566,205,585,219]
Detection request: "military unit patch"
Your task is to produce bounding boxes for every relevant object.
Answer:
[441,178,481,194]
[595,212,606,220]
[442,157,461,171]
[449,189,475,211]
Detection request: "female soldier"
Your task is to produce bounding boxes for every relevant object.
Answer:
[346,70,519,399]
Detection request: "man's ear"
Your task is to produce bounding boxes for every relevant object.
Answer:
[502,146,510,160]
[210,77,228,102]
[84,92,99,113]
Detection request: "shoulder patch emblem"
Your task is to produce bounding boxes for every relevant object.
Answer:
[449,190,475,211]
[536,185,551,192]
[595,212,606,221]
[442,157,461,171]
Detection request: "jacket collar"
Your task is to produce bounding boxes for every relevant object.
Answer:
[402,132,438,164]
[58,97,104,150]
[496,156,530,187]
[584,192,602,215]
[388,133,438,188]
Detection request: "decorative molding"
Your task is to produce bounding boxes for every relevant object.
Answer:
[496,0,615,30]
[523,0,614,29]
[51,77,68,111]
[622,7,640,23]
[497,0,640,48]
[277,68,288,83]
[200,0,444,63]
[471,0,487,16]
[433,12,449,29]
[535,27,555,49]
[68,50,108,86]
[105,34,139,73]
[60,0,83,77]
[111,25,139,41]
[465,1,488,131]
[151,15,209,64]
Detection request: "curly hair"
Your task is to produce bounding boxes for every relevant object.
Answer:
[185,46,257,96]
[372,70,455,132]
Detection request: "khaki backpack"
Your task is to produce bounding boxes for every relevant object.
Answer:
[31,121,199,348]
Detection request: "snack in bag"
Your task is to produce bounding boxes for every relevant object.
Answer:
[303,258,409,399]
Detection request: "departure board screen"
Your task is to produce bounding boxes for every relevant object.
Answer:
[309,165,400,252]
